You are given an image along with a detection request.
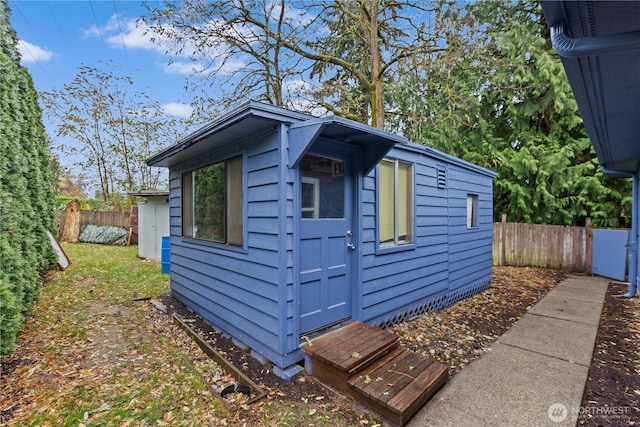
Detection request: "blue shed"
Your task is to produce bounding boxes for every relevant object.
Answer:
[147,101,496,373]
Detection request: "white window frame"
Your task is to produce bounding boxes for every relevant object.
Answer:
[301,176,320,219]
[378,158,414,248]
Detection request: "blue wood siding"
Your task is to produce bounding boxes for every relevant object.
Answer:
[167,130,299,368]
[361,143,494,327]
[446,165,494,292]
[166,130,493,369]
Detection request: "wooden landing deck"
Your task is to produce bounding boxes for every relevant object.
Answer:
[302,321,398,394]
[301,321,448,426]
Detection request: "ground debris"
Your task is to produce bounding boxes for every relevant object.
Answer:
[578,283,640,426]
[5,261,635,426]
[389,266,567,375]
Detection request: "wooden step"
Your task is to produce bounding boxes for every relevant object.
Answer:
[301,321,398,393]
[348,347,448,426]
[301,321,448,426]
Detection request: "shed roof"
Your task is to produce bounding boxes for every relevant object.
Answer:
[127,190,169,197]
[541,1,640,175]
[146,101,406,171]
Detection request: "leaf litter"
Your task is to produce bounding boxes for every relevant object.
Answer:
[3,254,633,426]
[388,266,567,375]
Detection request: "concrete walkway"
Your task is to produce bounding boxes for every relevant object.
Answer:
[409,274,610,427]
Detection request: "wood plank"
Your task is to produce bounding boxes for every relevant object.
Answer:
[304,321,448,426]
[306,322,371,354]
[348,348,407,397]
[376,354,433,407]
[386,360,448,417]
[349,349,434,412]
[305,357,351,394]
[303,322,397,373]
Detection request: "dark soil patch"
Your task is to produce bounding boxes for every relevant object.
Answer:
[153,266,569,411]
[578,282,640,426]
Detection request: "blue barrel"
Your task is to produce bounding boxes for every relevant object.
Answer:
[161,236,170,274]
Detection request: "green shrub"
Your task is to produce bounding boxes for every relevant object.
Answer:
[0,2,57,356]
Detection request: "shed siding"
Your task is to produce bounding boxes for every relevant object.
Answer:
[168,130,297,367]
[361,144,493,327]
[447,165,494,293]
[155,104,495,371]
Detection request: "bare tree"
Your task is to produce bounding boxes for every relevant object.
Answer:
[144,0,443,129]
[143,0,310,113]
[41,62,176,200]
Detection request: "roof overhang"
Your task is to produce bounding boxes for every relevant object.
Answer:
[148,101,407,174]
[147,101,312,168]
[541,1,640,175]
[288,115,408,175]
[127,190,169,197]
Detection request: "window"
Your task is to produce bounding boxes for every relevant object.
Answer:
[182,156,243,246]
[467,194,478,228]
[300,154,344,219]
[379,159,413,247]
[301,177,320,218]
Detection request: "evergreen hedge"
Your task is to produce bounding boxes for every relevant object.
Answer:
[1,1,57,356]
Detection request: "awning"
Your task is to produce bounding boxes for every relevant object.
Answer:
[288,115,408,175]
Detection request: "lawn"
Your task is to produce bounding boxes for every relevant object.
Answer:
[0,244,369,426]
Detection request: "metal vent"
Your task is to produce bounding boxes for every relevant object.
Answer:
[437,166,447,189]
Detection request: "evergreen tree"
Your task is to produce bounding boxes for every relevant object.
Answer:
[0,0,57,356]
[402,0,631,226]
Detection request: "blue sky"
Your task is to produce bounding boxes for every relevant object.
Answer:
[8,1,210,194]
[9,0,194,118]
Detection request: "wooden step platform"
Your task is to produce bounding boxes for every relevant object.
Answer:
[301,321,448,426]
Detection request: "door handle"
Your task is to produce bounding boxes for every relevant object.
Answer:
[347,243,356,250]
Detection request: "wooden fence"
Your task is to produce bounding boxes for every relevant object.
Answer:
[493,214,593,272]
[60,210,607,273]
[56,210,137,244]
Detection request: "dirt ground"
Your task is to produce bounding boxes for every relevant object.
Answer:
[2,266,639,425]
[156,266,639,425]
[578,282,640,426]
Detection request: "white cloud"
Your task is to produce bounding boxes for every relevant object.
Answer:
[84,13,240,77]
[104,17,168,53]
[162,102,193,118]
[216,57,247,75]
[283,79,327,116]
[164,61,207,75]
[17,40,54,64]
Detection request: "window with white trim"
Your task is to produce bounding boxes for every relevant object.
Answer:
[467,194,478,228]
[379,158,413,247]
[182,156,243,246]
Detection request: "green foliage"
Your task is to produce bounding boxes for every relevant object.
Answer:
[394,0,631,226]
[0,0,57,356]
[145,0,631,226]
[55,194,134,213]
[193,162,226,241]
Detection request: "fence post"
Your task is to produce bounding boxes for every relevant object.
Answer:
[501,213,507,266]
[585,217,592,274]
